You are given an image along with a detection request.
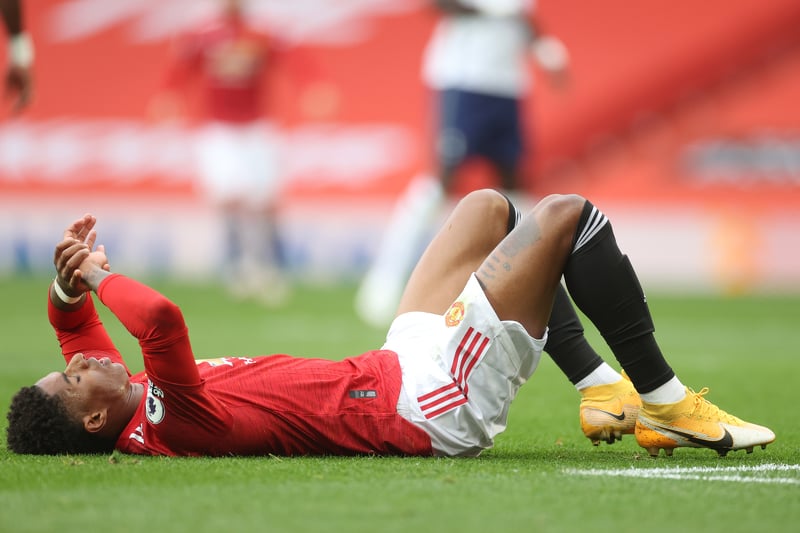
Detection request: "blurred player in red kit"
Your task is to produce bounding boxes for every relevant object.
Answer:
[151,0,290,305]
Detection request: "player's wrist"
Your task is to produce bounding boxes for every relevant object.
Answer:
[9,32,34,68]
[52,278,83,304]
[82,267,111,292]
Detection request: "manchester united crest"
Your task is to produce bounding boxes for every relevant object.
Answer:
[445,301,465,327]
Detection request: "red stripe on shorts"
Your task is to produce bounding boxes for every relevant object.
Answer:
[416,327,490,419]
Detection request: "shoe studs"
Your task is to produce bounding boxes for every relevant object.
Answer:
[647,443,769,458]
[588,428,624,446]
[644,446,674,457]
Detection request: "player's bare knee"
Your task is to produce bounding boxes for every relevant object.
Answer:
[459,189,509,220]
[443,190,509,247]
[534,194,584,222]
[533,194,586,242]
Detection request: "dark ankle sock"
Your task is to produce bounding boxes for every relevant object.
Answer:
[563,201,675,393]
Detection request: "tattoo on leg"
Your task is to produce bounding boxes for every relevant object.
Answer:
[478,218,542,280]
[478,253,504,280]
[479,255,499,280]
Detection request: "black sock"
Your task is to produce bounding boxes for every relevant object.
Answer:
[504,194,604,385]
[562,201,675,393]
[545,284,605,384]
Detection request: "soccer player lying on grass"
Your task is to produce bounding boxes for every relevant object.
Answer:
[6,190,775,458]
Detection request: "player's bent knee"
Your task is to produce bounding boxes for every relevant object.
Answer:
[448,189,509,244]
[458,189,509,219]
[533,193,585,227]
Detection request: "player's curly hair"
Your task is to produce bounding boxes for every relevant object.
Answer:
[6,386,115,455]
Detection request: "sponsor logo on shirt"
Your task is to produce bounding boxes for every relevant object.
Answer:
[146,380,166,425]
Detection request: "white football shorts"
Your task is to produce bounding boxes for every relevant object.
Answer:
[194,120,283,208]
[385,273,546,457]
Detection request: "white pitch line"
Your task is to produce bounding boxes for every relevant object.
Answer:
[564,463,800,485]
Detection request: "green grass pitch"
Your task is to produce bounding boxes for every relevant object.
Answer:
[1,275,798,532]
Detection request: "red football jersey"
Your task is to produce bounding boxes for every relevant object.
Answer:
[164,13,272,123]
[48,274,433,456]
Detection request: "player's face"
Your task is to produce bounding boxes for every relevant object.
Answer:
[36,353,131,416]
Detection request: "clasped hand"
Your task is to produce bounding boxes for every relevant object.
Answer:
[53,214,110,296]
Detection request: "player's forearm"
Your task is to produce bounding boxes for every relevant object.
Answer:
[95,273,197,386]
[96,274,188,342]
[50,280,86,311]
[48,265,108,311]
[48,281,102,333]
[48,277,121,364]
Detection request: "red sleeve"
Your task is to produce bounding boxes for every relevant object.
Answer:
[48,287,126,368]
[96,274,200,386]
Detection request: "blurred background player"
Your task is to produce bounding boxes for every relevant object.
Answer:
[1,0,34,112]
[356,0,569,327]
[150,0,289,305]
